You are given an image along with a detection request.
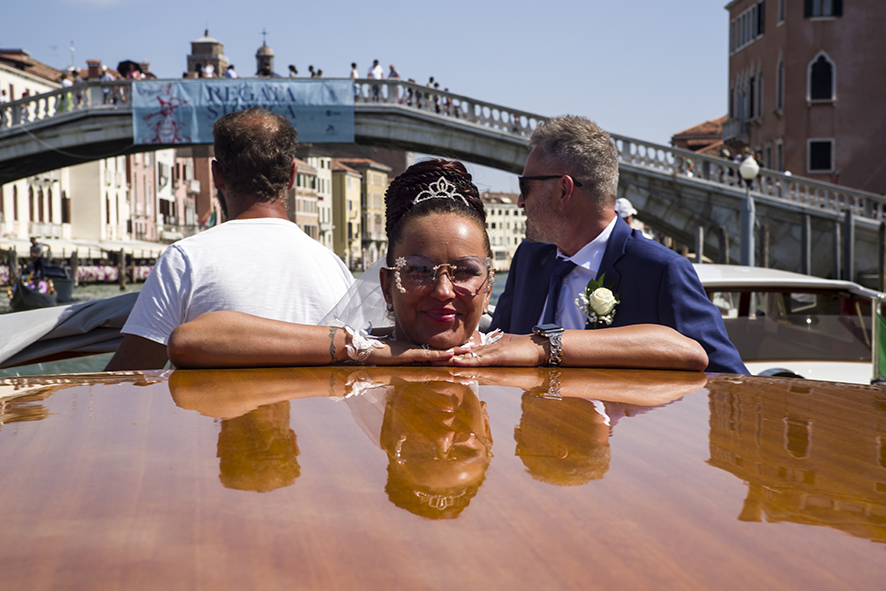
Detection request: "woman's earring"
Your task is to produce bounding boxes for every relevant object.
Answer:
[386,302,394,311]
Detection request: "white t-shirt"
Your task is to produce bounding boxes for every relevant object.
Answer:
[123,218,354,345]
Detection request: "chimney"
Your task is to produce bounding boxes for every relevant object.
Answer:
[87,60,101,80]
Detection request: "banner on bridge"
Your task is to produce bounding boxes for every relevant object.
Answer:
[132,80,354,144]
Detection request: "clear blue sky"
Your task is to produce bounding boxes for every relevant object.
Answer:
[3,0,729,193]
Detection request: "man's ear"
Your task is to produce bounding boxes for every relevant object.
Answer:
[556,175,579,211]
[211,159,226,191]
[287,161,298,190]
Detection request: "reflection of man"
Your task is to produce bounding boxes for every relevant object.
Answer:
[217,401,300,493]
[515,395,612,485]
[106,108,354,370]
[490,115,746,374]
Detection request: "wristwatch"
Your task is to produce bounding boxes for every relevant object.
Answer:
[533,323,565,367]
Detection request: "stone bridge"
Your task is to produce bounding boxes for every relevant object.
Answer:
[2,78,884,281]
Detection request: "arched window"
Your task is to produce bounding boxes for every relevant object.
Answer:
[809,53,835,101]
[13,185,18,221]
[29,186,35,221]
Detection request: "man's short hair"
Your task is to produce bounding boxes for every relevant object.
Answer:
[529,115,619,208]
[213,107,298,202]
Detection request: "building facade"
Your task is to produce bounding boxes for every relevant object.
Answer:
[724,0,886,194]
[288,158,319,239]
[481,191,526,272]
[331,160,363,269]
[336,158,391,264]
[186,30,228,78]
[305,155,335,252]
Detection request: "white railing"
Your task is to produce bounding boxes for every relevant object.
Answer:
[352,78,544,138]
[0,80,131,130]
[3,78,885,221]
[613,134,886,220]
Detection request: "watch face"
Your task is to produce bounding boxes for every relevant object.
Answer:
[534,323,563,335]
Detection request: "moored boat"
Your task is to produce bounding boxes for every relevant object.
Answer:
[7,276,58,311]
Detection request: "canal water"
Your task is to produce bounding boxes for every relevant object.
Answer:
[0,273,508,377]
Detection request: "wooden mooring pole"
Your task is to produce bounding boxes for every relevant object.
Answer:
[118,248,127,291]
[70,250,79,287]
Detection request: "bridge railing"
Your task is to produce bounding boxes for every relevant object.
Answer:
[353,78,545,138]
[613,134,886,221]
[3,79,885,222]
[0,81,132,130]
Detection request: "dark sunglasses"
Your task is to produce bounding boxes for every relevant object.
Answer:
[518,175,583,197]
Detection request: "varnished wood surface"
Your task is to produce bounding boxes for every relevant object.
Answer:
[1,367,885,590]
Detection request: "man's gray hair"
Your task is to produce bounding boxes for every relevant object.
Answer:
[529,115,619,207]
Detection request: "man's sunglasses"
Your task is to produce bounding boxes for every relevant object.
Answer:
[518,175,583,197]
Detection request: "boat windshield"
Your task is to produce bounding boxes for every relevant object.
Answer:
[707,289,873,362]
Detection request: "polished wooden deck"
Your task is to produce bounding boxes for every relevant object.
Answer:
[1,367,884,590]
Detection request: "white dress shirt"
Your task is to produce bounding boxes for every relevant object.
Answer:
[538,216,618,329]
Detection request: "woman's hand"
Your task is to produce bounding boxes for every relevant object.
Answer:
[366,340,459,365]
[448,335,545,367]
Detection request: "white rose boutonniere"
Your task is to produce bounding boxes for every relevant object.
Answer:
[576,273,620,328]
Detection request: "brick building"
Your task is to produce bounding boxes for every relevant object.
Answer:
[723,0,886,193]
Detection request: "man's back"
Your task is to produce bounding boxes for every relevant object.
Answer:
[122,219,353,347]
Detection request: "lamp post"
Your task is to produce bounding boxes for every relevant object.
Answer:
[739,155,760,267]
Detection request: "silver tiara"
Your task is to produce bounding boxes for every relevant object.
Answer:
[412,177,470,207]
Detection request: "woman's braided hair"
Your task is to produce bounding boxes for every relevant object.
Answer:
[385,159,490,265]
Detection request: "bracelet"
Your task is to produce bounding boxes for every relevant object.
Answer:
[537,369,562,399]
[342,325,384,364]
[532,324,565,367]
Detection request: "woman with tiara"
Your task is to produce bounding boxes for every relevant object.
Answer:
[168,159,707,370]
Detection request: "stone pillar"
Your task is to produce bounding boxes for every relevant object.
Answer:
[832,223,841,280]
[842,209,854,282]
[718,225,730,264]
[801,215,811,275]
[695,226,704,264]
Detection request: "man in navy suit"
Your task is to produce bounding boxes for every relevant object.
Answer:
[490,115,746,374]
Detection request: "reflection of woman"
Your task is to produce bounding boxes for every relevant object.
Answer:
[169,160,707,370]
[348,377,492,519]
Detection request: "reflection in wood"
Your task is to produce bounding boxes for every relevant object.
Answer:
[0,368,884,590]
[708,376,886,544]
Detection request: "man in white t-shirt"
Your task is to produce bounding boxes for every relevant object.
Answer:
[367,59,384,101]
[106,107,354,370]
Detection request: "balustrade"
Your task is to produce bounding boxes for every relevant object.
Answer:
[3,79,885,224]
[612,133,886,221]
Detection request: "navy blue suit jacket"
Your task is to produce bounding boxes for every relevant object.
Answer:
[490,218,747,374]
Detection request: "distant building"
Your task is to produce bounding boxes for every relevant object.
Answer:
[304,155,334,252]
[480,190,526,272]
[331,159,363,268]
[288,158,319,239]
[186,30,228,78]
[255,41,275,77]
[723,0,886,193]
[335,158,391,264]
[67,156,129,242]
[671,116,728,157]
[0,53,67,241]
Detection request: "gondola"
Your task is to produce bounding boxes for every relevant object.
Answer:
[7,276,58,311]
